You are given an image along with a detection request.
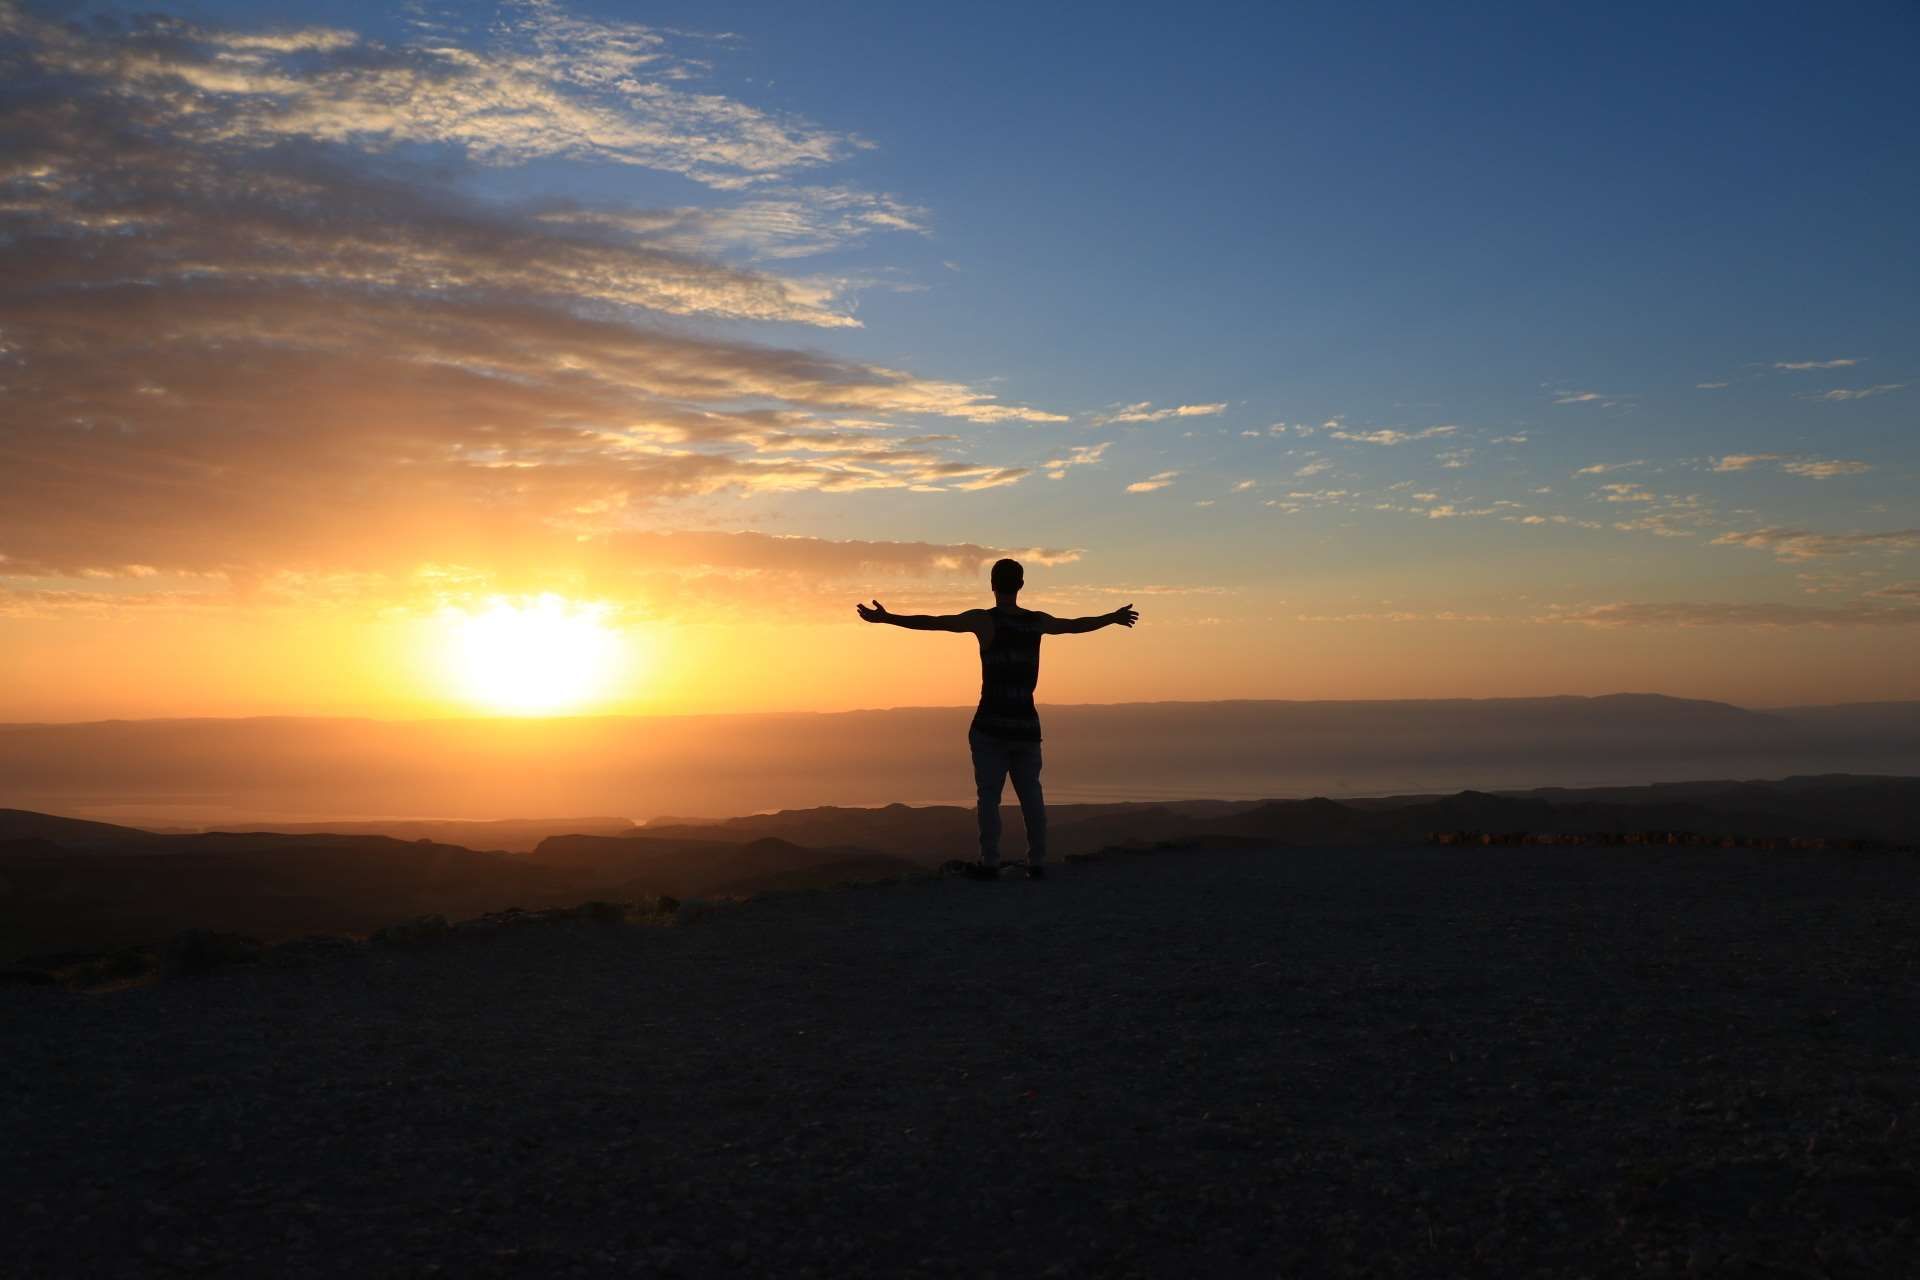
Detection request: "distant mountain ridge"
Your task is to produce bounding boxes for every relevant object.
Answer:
[2,773,1913,966]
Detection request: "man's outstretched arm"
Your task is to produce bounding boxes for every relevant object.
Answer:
[856,600,990,633]
[1041,604,1139,634]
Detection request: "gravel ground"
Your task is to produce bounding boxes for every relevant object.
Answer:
[4,842,1918,1278]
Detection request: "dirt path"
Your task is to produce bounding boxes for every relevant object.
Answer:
[5,843,1917,1277]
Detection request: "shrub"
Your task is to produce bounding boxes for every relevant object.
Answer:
[371,915,451,947]
[163,930,263,976]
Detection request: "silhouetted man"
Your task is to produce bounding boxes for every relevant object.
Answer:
[857,558,1138,880]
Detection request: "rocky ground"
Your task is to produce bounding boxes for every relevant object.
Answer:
[4,841,1917,1278]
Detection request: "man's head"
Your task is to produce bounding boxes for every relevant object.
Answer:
[990,557,1024,597]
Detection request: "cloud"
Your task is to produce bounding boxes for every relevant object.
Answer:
[1598,484,1655,503]
[1865,582,1920,602]
[1293,458,1332,478]
[0,95,868,327]
[2,1,860,189]
[1574,460,1645,476]
[1125,471,1181,493]
[1801,385,1904,402]
[1489,434,1528,444]
[539,185,929,260]
[947,467,1032,491]
[1326,425,1456,446]
[1781,459,1872,478]
[1772,358,1861,370]
[1712,454,1780,472]
[1096,401,1228,424]
[1711,528,1920,562]
[0,3,1066,595]
[1040,442,1110,480]
[1696,382,1730,389]
[1551,390,1631,406]
[603,531,1078,577]
[0,531,1085,619]
[1502,514,1601,530]
[1712,454,1871,479]
[1294,610,1497,624]
[1230,479,1257,492]
[1551,601,1920,627]
[1610,515,1697,538]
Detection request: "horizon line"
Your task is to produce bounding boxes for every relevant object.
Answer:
[5,691,1917,729]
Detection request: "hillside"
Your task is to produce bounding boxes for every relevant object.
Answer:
[5,774,1912,966]
[6,841,1917,1276]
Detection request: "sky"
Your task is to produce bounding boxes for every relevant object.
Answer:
[2,0,1917,721]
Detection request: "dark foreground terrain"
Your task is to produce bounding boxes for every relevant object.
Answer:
[5,842,1917,1278]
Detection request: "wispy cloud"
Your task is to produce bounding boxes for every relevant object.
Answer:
[1095,401,1229,424]
[606,531,1079,578]
[1695,382,1730,389]
[540,186,930,260]
[1125,471,1181,494]
[1551,600,1920,627]
[1040,442,1110,480]
[1711,528,1920,562]
[1326,425,1456,446]
[1294,610,1497,624]
[3,1,861,189]
[1712,454,1781,472]
[1551,390,1629,406]
[1800,385,1905,402]
[1610,514,1699,538]
[1716,454,1872,478]
[1598,484,1655,503]
[1772,358,1861,371]
[0,532,1086,620]
[1293,458,1333,478]
[0,2,1065,596]
[947,467,1033,491]
[1574,461,1645,476]
[1782,459,1873,478]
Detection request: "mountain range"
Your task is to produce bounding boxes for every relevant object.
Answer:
[3,772,1913,968]
[4,695,1918,827]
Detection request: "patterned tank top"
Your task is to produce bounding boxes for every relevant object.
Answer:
[970,606,1044,742]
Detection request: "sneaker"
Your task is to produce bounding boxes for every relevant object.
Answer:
[1025,864,1047,880]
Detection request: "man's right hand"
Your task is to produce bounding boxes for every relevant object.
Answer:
[856,599,890,623]
[1111,604,1139,627]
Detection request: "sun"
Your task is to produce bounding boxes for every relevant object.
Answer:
[441,595,623,715]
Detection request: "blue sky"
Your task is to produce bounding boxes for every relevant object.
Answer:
[3,0,1918,714]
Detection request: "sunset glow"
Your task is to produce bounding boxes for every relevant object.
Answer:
[442,597,624,716]
[0,1,1915,722]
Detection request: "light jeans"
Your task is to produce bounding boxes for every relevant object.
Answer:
[969,728,1045,867]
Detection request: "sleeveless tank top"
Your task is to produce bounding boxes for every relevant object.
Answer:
[970,606,1044,741]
